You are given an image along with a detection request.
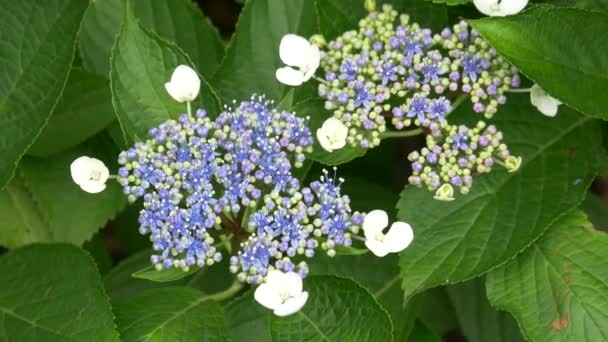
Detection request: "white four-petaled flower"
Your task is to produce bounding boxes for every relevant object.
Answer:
[70,156,110,194]
[276,34,320,86]
[254,270,309,317]
[530,84,561,117]
[316,117,348,153]
[165,65,201,103]
[473,0,528,17]
[363,210,414,257]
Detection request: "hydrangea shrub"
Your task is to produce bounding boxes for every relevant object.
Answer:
[0,0,607,341]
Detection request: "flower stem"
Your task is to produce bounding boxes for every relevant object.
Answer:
[187,101,192,117]
[380,128,425,139]
[506,88,532,93]
[449,94,469,116]
[206,281,244,302]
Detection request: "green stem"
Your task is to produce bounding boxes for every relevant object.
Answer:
[506,88,532,93]
[380,128,424,139]
[186,101,192,117]
[449,94,469,116]
[206,281,244,302]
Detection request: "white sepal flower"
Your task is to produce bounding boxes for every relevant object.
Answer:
[70,156,110,194]
[434,184,455,202]
[164,65,201,103]
[473,0,528,17]
[276,34,320,86]
[363,210,414,257]
[530,84,562,117]
[316,118,348,152]
[254,270,309,317]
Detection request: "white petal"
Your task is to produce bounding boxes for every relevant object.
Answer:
[165,65,200,102]
[473,0,526,16]
[316,129,334,152]
[79,181,107,194]
[301,44,321,82]
[530,84,561,117]
[321,118,348,138]
[363,209,389,240]
[384,222,414,253]
[274,292,309,317]
[280,272,303,297]
[279,34,313,67]
[501,0,528,15]
[365,238,390,257]
[276,67,305,86]
[70,156,92,185]
[254,283,282,310]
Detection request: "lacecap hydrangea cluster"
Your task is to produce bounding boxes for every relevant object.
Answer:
[315,4,521,197]
[316,4,520,149]
[116,96,364,283]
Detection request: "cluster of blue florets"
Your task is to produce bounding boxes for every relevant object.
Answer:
[408,121,513,195]
[316,4,520,149]
[117,95,364,279]
[231,169,363,284]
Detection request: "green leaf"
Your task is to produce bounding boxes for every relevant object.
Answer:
[80,0,224,78]
[0,138,126,248]
[0,0,89,190]
[415,287,460,335]
[293,99,367,165]
[227,276,396,341]
[268,276,393,341]
[132,264,199,282]
[79,0,125,76]
[104,249,190,303]
[28,68,116,157]
[110,4,221,142]
[388,0,449,31]
[0,244,119,341]
[211,0,317,103]
[486,211,608,341]
[83,232,114,275]
[446,277,524,342]
[470,5,608,119]
[225,292,271,342]
[131,0,225,77]
[396,94,604,298]
[114,287,229,342]
[0,177,51,248]
[308,254,416,341]
[538,0,608,12]
[408,320,443,342]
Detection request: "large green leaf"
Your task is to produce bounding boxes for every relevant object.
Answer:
[227,276,393,341]
[80,0,223,77]
[113,287,229,341]
[79,0,124,76]
[308,254,416,341]
[407,320,442,342]
[0,244,119,341]
[110,4,221,142]
[0,138,126,248]
[131,0,225,77]
[446,277,524,342]
[293,99,367,166]
[0,0,88,191]
[470,5,608,120]
[132,264,199,282]
[424,0,470,5]
[28,69,116,157]
[396,95,604,298]
[211,0,317,103]
[268,276,393,341]
[581,192,608,230]
[487,211,608,341]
